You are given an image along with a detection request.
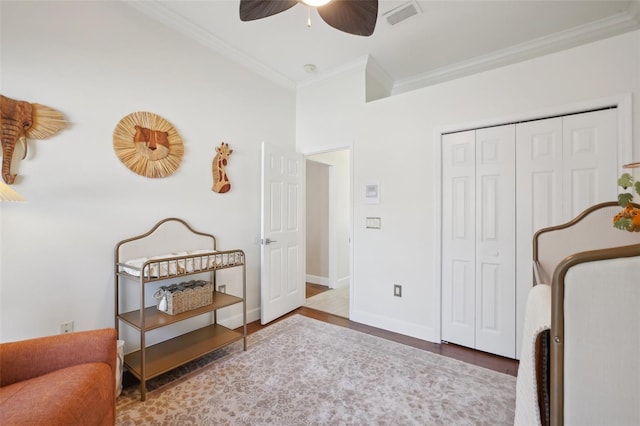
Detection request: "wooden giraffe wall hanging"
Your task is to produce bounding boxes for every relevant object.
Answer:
[212,142,233,193]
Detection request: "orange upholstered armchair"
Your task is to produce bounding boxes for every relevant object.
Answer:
[0,328,117,426]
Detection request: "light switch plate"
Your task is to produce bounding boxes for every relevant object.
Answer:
[366,217,381,229]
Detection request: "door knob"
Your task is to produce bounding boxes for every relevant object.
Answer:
[262,238,277,245]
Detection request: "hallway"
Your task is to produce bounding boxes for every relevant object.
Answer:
[303,283,349,318]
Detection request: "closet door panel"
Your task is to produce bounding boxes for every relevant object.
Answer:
[442,131,476,348]
[562,109,618,220]
[517,118,564,233]
[515,117,563,358]
[475,125,516,358]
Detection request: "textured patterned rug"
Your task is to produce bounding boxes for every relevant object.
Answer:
[116,315,516,425]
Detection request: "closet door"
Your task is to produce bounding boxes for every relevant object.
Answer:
[515,117,564,360]
[442,126,516,357]
[474,125,516,358]
[441,130,476,348]
[515,108,618,358]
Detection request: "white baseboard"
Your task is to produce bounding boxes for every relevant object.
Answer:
[306,275,351,289]
[336,276,350,288]
[218,307,261,330]
[349,309,438,343]
[305,274,329,286]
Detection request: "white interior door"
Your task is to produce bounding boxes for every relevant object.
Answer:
[474,125,516,358]
[441,130,476,348]
[260,142,305,325]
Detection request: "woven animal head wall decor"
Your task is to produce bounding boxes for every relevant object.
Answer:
[113,111,184,178]
[212,142,233,193]
[0,94,67,184]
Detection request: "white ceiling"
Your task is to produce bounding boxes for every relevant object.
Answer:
[128,0,640,94]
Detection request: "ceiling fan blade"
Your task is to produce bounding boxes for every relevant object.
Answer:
[317,0,378,36]
[240,0,298,21]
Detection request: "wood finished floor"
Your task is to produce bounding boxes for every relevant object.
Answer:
[306,282,331,298]
[243,283,519,377]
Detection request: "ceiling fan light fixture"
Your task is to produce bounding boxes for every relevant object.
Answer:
[239,0,378,36]
[301,0,332,7]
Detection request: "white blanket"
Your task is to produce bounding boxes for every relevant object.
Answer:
[514,284,551,426]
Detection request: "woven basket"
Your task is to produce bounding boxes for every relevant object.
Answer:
[154,280,213,315]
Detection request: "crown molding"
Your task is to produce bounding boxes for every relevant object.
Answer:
[123,0,296,91]
[122,0,639,97]
[392,8,640,96]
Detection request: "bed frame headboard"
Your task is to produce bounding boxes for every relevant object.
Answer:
[533,201,640,285]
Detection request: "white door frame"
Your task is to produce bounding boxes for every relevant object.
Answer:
[434,93,633,349]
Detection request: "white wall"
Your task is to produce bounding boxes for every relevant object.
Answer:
[0,1,295,342]
[297,30,640,343]
[305,160,329,280]
[296,66,365,153]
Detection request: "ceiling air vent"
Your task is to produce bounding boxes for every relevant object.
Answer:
[383,0,422,26]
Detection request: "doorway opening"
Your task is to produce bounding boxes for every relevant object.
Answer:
[303,149,351,318]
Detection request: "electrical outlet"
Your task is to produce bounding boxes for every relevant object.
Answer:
[218,285,226,293]
[394,284,402,297]
[60,321,74,334]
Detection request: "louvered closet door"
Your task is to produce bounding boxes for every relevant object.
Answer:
[441,130,476,348]
[474,125,516,358]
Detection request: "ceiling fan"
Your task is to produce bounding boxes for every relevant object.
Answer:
[239,0,379,37]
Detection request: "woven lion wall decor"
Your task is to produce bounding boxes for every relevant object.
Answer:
[113,111,184,178]
[212,142,232,193]
[0,94,67,184]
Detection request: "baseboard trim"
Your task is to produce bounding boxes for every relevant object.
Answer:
[306,274,329,286]
[349,310,437,343]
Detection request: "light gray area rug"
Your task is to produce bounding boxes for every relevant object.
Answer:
[117,315,516,425]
